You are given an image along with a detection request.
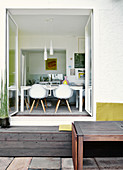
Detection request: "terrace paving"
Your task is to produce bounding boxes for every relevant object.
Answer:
[0,157,123,170]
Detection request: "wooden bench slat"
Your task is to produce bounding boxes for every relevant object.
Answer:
[0,141,71,149]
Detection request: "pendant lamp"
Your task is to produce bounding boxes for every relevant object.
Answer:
[44,46,47,60]
[50,40,53,55]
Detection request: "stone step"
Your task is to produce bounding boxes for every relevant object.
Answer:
[62,158,74,170]
[0,157,13,170]
[7,157,32,170]
[28,157,61,170]
[95,157,123,170]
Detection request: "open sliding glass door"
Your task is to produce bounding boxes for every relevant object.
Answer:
[85,11,93,116]
[7,11,18,116]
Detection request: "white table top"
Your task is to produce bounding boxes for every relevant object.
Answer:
[21,85,84,91]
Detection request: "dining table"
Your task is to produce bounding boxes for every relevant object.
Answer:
[21,84,84,112]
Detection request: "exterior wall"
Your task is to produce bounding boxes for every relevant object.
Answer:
[97,1,123,102]
[0,0,123,125]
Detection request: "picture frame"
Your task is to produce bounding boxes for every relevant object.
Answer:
[70,68,75,76]
[45,58,57,70]
[74,53,85,68]
[77,69,85,79]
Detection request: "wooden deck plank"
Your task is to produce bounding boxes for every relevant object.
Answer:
[0,148,72,157]
[0,133,71,141]
[18,133,72,141]
[0,157,13,170]
[0,141,72,149]
[7,157,32,170]
[0,126,59,133]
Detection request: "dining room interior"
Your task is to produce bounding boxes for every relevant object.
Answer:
[8,9,93,117]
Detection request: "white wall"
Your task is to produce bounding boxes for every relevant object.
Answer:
[97,1,123,103]
[29,50,66,75]
[0,0,123,125]
[19,35,85,84]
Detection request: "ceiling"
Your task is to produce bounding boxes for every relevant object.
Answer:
[10,9,91,36]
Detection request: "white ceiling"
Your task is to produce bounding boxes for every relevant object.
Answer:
[10,9,91,36]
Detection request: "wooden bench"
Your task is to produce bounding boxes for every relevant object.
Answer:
[72,121,123,170]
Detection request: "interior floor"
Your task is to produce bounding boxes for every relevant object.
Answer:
[15,99,89,116]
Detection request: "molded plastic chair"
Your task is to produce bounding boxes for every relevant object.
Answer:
[29,84,48,113]
[53,84,73,113]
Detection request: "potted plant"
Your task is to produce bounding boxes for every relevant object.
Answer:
[0,73,10,128]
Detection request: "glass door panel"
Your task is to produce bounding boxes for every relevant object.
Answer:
[7,12,18,115]
[85,11,93,116]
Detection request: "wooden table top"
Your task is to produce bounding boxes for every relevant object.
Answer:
[74,121,123,141]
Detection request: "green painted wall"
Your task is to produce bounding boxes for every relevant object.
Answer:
[9,50,15,86]
[96,103,123,121]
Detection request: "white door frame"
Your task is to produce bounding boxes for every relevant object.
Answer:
[7,11,18,116]
[85,11,93,116]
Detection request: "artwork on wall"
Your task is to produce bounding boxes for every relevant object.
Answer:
[70,68,75,76]
[45,58,57,70]
[74,53,85,68]
[77,69,85,79]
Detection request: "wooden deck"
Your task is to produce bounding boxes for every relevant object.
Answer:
[0,126,72,157]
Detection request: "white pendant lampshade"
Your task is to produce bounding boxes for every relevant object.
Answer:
[50,40,53,55]
[44,46,47,60]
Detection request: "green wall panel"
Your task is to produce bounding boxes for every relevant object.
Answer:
[96,102,123,121]
[9,50,15,86]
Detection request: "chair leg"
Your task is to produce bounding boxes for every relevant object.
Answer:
[66,100,72,113]
[25,98,29,110]
[41,100,46,113]
[36,99,39,109]
[30,100,35,113]
[26,98,30,108]
[55,99,61,113]
[44,98,48,108]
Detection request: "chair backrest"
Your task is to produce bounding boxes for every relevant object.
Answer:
[29,84,47,99]
[53,84,73,99]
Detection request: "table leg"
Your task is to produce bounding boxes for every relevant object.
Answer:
[27,90,30,106]
[78,136,83,170]
[21,89,24,112]
[76,91,79,108]
[72,123,77,170]
[79,89,83,112]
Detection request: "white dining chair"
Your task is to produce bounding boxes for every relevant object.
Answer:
[53,84,73,113]
[29,84,48,113]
